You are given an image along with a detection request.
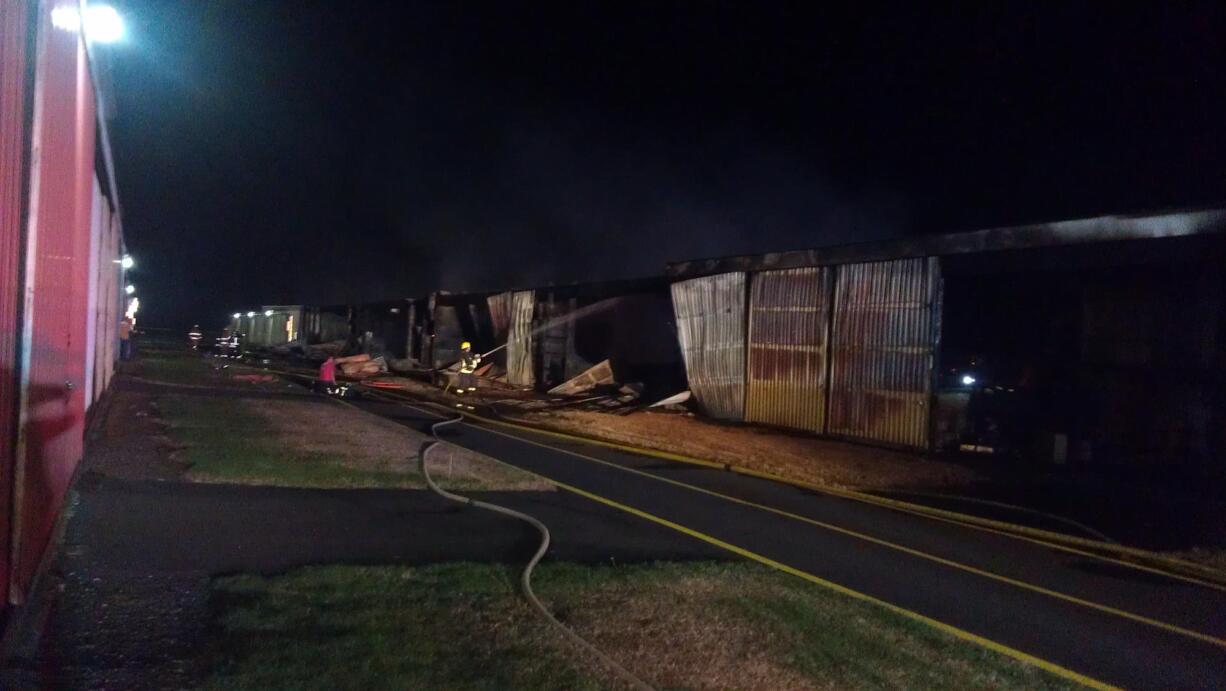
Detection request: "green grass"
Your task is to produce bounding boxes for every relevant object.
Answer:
[205,564,602,691]
[204,562,1079,690]
[159,394,426,489]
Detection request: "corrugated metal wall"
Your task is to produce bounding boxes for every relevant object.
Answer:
[671,272,747,420]
[247,311,293,348]
[487,291,512,341]
[11,0,100,600]
[507,290,535,387]
[0,0,32,610]
[828,257,940,450]
[746,267,833,433]
[246,314,267,345]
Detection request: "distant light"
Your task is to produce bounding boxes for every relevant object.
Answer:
[246,311,255,318]
[264,309,274,316]
[961,374,976,386]
[232,313,241,319]
[50,5,125,44]
[125,284,135,295]
[120,255,134,269]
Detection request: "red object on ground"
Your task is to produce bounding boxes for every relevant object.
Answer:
[232,374,277,383]
[319,357,337,384]
[364,380,404,389]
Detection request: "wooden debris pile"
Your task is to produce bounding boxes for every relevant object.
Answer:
[335,353,387,379]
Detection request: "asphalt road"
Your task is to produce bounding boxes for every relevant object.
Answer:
[354,394,1226,691]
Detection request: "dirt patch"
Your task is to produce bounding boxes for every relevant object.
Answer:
[511,409,985,492]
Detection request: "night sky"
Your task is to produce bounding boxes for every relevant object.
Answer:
[103,1,1226,328]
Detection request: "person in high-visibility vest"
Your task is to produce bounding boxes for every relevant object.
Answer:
[457,341,481,394]
[188,324,203,350]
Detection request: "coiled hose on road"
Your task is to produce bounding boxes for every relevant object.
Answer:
[419,415,655,691]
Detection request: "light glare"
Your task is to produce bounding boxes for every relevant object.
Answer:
[961,374,976,386]
[51,6,80,32]
[86,5,124,43]
[125,284,135,295]
[50,5,125,44]
[120,255,134,269]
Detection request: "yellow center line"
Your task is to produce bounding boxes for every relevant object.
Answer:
[373,395,1118,691]
[354,381,1226,594]
[465,414,1226,650]
[324,384,1225,654]
[478,398,1226,593]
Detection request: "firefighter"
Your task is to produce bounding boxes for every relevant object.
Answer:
[188,324,203,350]
[457,341,481,394]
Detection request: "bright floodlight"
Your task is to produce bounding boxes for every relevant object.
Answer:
[51,6,81,32]
[85,5,124,43]
[961,374,976,386]
[264,309,274,316]
[50,5,125,44]
[120,255,134,269]
[125,284,135,295]
[246,311,256,318]
[232,313,241,319]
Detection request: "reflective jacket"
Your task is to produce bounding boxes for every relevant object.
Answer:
[459,351,480,373]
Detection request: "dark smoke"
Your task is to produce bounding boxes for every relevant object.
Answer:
[106,1,1226,328]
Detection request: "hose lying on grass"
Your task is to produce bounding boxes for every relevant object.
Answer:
[419,415,655,691]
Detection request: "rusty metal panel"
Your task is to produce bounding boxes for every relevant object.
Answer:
[746,267,833,433]
[828,257,940,450]
[506,290,535,387]
[671,272,746,420]
[487,291,512,341]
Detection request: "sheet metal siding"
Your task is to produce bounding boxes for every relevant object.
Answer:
[746,267,832,433]
[828,258,939,450]
[13,2,98,599]
[507,290,535,387]
[0,0,32,610]
[671,273,746,420]
[487,292,511,341]
[83,176,102,405]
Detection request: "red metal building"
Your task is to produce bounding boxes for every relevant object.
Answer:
[0,0,125,617]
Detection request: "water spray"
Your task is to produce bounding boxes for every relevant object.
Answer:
[480,297,624,359]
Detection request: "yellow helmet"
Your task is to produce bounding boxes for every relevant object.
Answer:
[460,341,471,350]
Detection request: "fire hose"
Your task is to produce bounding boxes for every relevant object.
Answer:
[418,415,654,691]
